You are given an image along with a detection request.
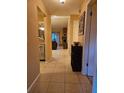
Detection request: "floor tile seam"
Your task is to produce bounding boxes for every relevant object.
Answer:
[64,70,66,93]
[77,74,83,85]
[49,81,65,84]
[45,79,51,93]
[64,82,83,93]
[64,81,81,84]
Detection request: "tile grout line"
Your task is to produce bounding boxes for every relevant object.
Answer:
[40,50,88,93]
[45,64,51,93]
[64,66,66,93]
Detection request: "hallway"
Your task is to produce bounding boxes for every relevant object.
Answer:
[27,0,97,93]
[40,49,92,93]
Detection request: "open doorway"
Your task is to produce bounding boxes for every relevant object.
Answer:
[37,7,45,61]
[51,16,68,50]
[52,32,60,49]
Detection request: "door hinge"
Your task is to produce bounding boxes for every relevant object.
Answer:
[86,63,88,66]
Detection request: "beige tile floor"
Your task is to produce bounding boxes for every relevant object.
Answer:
[40,49,92,93]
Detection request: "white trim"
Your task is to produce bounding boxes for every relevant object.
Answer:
[27,73,41,93]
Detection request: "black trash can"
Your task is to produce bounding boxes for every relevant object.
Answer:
[71,42,83,72]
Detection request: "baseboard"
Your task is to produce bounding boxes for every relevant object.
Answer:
[27,73,40,93]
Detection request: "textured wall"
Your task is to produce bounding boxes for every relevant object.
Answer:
[67,15,79,54]
[73,20,79,42]
[44,15,52,61]
[27,0,51,92]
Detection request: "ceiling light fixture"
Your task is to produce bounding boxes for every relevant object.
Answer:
[59,0,65,4]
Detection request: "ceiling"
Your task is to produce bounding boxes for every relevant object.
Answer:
[41,0,82,32]
[51,16,69,32]
[42,0,82,16]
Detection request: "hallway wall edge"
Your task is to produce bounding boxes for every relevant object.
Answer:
[27,73,41,93]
